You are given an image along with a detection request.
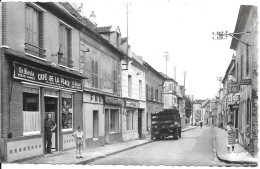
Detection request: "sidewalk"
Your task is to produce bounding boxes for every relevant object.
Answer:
[213,127,258,165]
[23,126,196,164]
[182,125,196,132]
[23,138,152,165]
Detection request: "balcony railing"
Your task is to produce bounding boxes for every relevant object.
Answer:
[24,43,46,58]
[58,53,73,68]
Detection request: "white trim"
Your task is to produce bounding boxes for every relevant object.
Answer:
[44,94,59,98]
[0,45,10,49]
[62,128,73,132]
[21,81,77,93]
[25,53,47,62]
[93,138,99,141]
[23,131,41,136]
[26,2,46,12]
[59,20,74,30]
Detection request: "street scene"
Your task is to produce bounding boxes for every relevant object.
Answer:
[0,0,259,168]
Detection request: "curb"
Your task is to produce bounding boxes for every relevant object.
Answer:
[213,128,258,166]
[77,140,154,165]
[182,127,196,132]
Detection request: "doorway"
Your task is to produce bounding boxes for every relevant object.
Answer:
[44,97,58,152]
[138,109,142,139]
[105,109,110,143]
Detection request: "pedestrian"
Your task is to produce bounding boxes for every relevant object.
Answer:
[200,122,203,128]
[227,121,235,153]
[72,126,84,159]
[44,113,56,154]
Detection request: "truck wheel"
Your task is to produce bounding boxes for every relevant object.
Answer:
[179,129,182,138]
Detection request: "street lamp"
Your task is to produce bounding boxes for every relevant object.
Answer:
[212,31,251,46]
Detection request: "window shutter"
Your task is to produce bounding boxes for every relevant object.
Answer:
[95,61,98,88]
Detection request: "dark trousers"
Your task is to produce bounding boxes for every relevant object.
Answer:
[45,130,52,153]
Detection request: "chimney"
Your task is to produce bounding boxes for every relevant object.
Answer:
[90,11,97,26]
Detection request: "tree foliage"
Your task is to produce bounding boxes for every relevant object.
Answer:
[184,96,192,118]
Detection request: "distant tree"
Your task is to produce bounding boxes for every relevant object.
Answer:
[184,96,192,118]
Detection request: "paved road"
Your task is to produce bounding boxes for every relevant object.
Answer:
[89,127,234,166]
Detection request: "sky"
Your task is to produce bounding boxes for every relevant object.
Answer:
[70,0,258,100]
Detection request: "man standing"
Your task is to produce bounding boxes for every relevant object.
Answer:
[44,113,56,154]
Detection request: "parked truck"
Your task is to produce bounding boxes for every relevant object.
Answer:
[151,109,181,140]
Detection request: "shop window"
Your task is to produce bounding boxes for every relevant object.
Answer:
[110,109,119,133]
[59,21,73,68]
[93,110,99,138]
[25,4,45,58]
[113,69,118,93]
[126,110,133,130]
[23,87,40,135]
[62,93,73,131]
[91,59,99,88]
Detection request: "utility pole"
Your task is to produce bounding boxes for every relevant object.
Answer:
[163,51,169,77]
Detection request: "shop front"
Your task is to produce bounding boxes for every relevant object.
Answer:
[104,96,123,144]
[0,49,85,162]
[122,99,140,141]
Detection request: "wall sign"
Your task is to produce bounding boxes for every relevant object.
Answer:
[126,101,140,108]
[13,62,83,91]
[229,82,240,94]
[105,96,123,105]
[240,79,251,85]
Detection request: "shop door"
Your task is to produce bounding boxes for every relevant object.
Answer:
[45,97,58,152]
[105,109,110,143]
[138,109,142,139]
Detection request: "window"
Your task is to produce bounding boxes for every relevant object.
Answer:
[126,111,132,130]
[241,54,244,80]
[23,87,40,135]
[25,5,45,57]
[139,80,142,100]
[246,44,249,76]
[151,87,154,101]
[146,84,148,100]
[93,111,99,138]
[128,75,132,98]
[113,69,118,93]
[80,42,86,73]
[155,89,158,101]
[62,93,73,131]
[59,23,72,68]
[91,59,98,88]
[148,86,151,100]
[110,109,119,133]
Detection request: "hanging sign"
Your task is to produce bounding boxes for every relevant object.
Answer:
[240,79,251,85]
[229,82,240,94]
[13,62,83,91]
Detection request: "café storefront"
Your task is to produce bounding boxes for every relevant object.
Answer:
[0,49,86,162]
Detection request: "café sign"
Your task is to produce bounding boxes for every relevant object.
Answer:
[13,62,83,91]
[126,101,140,108]
[240,79,251,85]
[105,96,123,105]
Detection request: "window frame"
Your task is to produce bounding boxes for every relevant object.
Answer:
[61,92,73,132]
[23,86,41,136]
[110,109,119,133]
[113,69,118,93]
[128,75,132,98]
[91,59,99,88]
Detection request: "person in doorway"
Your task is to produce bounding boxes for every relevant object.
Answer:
[44,113,56,154]
[72,126,84,159]
[227,121,235,153]
[200,122,203,128]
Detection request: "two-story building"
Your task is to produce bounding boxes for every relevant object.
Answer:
[0,2,88,162]
[121,52,146,141]
[143,62,165,136]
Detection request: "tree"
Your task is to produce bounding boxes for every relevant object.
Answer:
[184,96,192,118]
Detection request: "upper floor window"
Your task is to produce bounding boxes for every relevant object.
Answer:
[241,54,244,80]
[146,84,148,100]
[59,21,73,68]
[246,43,249,76]
[151,87,154,100]
[91,59,99,88]
[155,89,158,101]
[80,42,86,73]
[139,80,142,100]
[25,4,45,58]
[113,69,118,93]
[128,75,132,98]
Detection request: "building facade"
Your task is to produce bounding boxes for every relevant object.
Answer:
[121,52,147,141]
[143,62,165,135]
[229,5,258,157]
[0,2,87,162]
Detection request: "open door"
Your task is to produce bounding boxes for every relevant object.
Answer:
[138,109,142,139]
[45,97,58,152]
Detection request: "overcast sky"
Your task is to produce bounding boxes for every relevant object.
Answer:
[73,0,258,100]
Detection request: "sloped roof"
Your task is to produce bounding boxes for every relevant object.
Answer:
[201,99,210,108]
[159,72,178,84]
[96,26,112,33]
